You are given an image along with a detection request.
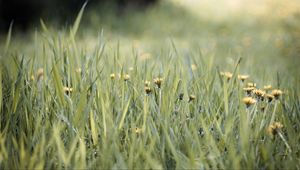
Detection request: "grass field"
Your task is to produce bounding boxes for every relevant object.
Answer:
[0,1,300,169]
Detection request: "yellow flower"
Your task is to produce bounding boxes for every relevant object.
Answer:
[263,85,272,91]
[253,89,266,99]
[123,74,130,81]
[63,87,73,95]
[110,73,116,80]
[238,74,249,82]
[247,82,257,88]
[144,87,152,95]
[189,95,196,102]
[267,122,283,136]
[154,77,163,88]
[220,71,233,80]
[265,94,275,103]
[30,75,35,81]
[243,87,255,95]
[242,97,257,107]
[37,68,44,81]
[144,80,150,87]
[271,89,283,99]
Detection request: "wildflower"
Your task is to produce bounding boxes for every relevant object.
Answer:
[265,94,275,103]
[263,85,272,91]
[144,80,150,87]
[188,95,196,102]
[144,87,152,95]
[220,71,232,80]
[37,68,44,81]
[242,97,256,107]
[123,74,130,81]
[110,73,116,80]
[63,87,73,95]
[267,122,283,136]
[253,89,266,100]
[129,67,134,71]
[238,74,249,82]
[247,82,256,88]
[271,89,283,99]
[154,77,163,88]
[243,87,255,95]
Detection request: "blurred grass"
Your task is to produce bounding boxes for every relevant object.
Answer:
[0,0,300,169]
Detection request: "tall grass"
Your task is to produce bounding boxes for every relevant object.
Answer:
[0,4,300,170]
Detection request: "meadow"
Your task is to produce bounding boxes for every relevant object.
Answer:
[0,1,300,169]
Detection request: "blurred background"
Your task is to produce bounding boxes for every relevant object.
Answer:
[0,0,299,77]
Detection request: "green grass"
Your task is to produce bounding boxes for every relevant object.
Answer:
[0,1,300,169]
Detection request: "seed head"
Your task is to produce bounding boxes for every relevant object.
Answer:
[154,78,163,88]
[242,97,257,107]
[267,122,283,136]
[271,89,283,99]
[238,74,249,82]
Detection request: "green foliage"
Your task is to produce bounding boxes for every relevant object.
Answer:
[0,2,300,170]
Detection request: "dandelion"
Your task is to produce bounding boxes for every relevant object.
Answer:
[242,97,257,107]
[154,77,163,88]
[265,94,275,103]
[63,87,73,95]
[238,74,249,82]
[220,71,233,80]
[243,87,255,95]
[263,85,272,91]
[110,73,116,80]
[189,95,196,102]
[37,68,44,81]
[144,87,152,95]
[247,82,256,88]
[144,80,150,87]
[271,89,283,99]
[123,74,130,81]
[253,89,266,100]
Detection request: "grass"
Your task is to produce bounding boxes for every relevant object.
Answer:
[0,1,300,169]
